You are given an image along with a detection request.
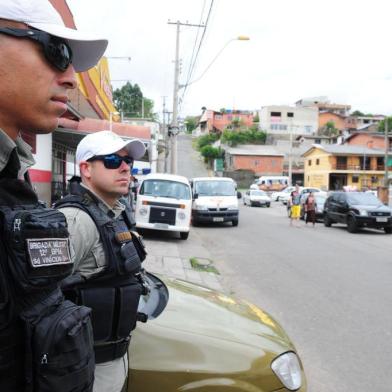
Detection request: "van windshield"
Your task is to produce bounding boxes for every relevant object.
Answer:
[140,179,191,200]
[195,180,236,196]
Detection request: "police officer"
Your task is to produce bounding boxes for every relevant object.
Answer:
[0,1,107,390]
[56,131,148,392]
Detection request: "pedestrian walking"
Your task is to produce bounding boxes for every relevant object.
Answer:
[304,192,316,227]
[56,131,148,392]
[289,184,301,227]
[0,1,107,391]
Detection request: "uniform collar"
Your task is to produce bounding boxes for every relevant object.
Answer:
[80,183,125,219]
[0,129,35,177]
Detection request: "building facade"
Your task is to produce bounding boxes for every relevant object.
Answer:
[258,105,318,136]
[302,145,387,191]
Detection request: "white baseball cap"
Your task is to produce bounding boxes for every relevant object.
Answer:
[76,131,147,164]
[0,0,108,72]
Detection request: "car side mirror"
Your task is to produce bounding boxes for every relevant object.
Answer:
[193,193,198,200]
[237,191,242,199]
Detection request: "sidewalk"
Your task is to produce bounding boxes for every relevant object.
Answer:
[143,237,223,292]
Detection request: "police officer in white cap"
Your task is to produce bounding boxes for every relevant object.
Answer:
[0,1,108,391]
[56,131,148,392]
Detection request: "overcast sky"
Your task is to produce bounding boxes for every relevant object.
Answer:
[67,0,392,118]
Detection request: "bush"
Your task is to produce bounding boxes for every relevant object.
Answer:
[200,145,224,160]
[196,133,220,150]
[221,128,266,146]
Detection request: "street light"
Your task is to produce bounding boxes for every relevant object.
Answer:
[170,35,250,174]
[179,36,250,89]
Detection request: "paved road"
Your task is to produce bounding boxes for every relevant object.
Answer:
[176,133,209,179]
[170,134,392,392]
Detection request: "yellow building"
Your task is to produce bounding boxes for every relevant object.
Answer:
[302,145,386,191]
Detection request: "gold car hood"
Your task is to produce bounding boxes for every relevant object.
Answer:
[131,275,298,379]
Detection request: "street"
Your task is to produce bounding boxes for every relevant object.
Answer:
[161,134,392,392]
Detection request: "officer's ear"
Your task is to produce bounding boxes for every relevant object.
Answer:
[79,161,92,180]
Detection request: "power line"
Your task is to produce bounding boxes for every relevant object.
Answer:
[179,0,215,112]
[184,0,207,87]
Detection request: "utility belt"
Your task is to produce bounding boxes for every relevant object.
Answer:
[94,337,130,363]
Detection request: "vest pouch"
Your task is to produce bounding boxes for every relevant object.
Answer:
[1,207,73,292]
[116,282,143,338]
[21,290,94,392]
[80,287,116,342]
[120,240,142,274]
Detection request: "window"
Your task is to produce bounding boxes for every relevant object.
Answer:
[304,125,312,134]
[316,159,320,165]
[287,112,294,118]
[352,175,359,183]
[270,111,281,117]
[270,124,287,131]
[336,156,347,170]
[215,115,222,120]
[308,159,312,166]
[315,138,321,144]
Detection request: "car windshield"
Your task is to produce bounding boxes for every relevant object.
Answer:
[250,190,266,196]
[140,179,191,200]
[195,180,236,196]
[346,192,381,206]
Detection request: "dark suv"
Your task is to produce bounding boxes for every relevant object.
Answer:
[323,192,392,233]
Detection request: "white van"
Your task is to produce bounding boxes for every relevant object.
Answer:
[255,176,289,192]
[190,177,240,226]
[135,173,192,240]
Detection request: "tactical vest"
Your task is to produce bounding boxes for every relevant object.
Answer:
[56,183,148,364]
[0,177,95,392]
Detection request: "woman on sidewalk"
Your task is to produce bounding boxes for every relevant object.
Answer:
[304,192,316,227]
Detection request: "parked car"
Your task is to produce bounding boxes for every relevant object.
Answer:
[300,193,327,221]
[129,272,307,392]
[323,191,392,233]
[243,189,271,207]
[271,186,296,202]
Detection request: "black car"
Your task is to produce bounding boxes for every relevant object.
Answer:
[323,191,392,233]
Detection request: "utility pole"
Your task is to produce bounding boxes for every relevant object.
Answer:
[168,20,204,174]
[384,118,389,187]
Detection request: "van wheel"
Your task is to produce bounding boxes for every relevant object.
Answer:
[384,227,392,234]
[232,219,239,227]
[347,216,357,233]
[266,203,270,208]
[180,232,189,240]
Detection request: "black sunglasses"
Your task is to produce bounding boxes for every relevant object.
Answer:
[0,28,73,72]
[87,154,134,170]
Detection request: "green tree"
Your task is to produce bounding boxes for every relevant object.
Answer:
[200,145,224,162]
[113,82,155,119]
[319,121,338,137]
[184,116,198,133]
[378,117,392,132]
[253,113,260,123]
[351,110,365,116]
